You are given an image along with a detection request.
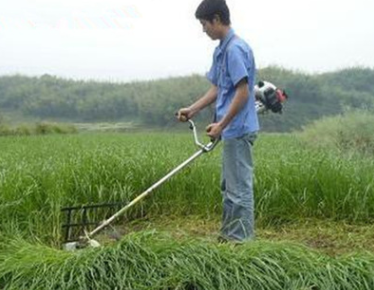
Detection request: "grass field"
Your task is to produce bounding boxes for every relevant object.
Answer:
[1,130,374,289]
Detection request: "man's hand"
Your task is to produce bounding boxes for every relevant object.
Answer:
[177,108,194,122]
[206,123,223,139]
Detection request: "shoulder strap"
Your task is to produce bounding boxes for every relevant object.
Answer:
[218,35,237,85]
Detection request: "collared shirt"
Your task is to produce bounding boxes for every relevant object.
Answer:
[206,28,259,139]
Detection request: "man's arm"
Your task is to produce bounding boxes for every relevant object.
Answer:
[178,85,218,121]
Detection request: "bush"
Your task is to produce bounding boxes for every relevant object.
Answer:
[299,109,374,154]
[14,125,31,136]
[0,122,77,136]
[0,124,11,136]
[34,122,78,135]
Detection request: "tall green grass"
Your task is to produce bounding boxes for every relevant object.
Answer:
[255,134,374,224]
[1,132,374,243]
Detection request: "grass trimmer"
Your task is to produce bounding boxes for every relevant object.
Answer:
[63,81,288,251]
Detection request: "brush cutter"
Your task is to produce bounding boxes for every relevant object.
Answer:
[62,81,288,251]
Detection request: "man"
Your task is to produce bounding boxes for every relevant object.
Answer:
[177,0,259,243]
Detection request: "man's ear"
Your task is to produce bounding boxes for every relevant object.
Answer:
[213,14,221,24]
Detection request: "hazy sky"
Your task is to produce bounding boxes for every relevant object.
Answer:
[0,0,373,82]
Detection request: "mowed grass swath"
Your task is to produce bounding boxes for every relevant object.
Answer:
[2,232,374,290]
[1,132,374,243]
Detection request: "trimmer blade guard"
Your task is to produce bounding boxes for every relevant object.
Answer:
[61,202,126,243]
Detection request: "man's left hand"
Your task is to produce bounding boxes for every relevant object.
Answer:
[206,123,223,139]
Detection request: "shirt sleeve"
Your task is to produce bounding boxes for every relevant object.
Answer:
[227,45,250,87]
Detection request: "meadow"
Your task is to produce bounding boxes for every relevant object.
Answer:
[1,119,374,289]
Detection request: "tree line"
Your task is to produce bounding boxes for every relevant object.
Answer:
[0,66,373,132]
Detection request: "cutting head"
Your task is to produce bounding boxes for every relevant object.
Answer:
[63,237,101,251]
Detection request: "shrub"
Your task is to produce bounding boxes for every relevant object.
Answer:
[0,124,11,136]
[14,125,32,136]
[299,109,374,155]
[0,122,77,136]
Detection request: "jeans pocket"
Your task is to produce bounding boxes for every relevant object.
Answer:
[246,133,257,146]
[235,132,257,145]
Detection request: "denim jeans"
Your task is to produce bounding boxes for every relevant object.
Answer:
[220,132,257,242]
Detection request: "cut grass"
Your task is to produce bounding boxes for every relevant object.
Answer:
[110,216,374,257]
[2,231,374,290]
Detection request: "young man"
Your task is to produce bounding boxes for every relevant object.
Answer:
[177,0,259,242]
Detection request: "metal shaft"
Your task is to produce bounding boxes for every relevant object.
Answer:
[88,148,205,238]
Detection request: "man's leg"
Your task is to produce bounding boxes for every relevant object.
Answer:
[220,133,256,242]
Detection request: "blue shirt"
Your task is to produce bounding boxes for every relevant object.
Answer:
[206,28,259,139]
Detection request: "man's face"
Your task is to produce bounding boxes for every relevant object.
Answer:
[200,19,220,40]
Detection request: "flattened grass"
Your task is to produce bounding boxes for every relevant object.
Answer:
[118,216,374,256]
[1,232,374,290]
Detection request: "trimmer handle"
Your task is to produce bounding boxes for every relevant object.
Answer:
[175,112,220,152]
[187,119,220,152]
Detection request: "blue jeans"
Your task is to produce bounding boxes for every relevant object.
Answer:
[220,133,257,242]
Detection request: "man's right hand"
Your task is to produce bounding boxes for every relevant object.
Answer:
[177,108,194,122]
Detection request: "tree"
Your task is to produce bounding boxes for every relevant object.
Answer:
[0,68,374,131]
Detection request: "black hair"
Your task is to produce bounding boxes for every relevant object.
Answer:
[195,0,231,25]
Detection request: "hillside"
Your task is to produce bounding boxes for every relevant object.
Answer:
[0,67,373,132]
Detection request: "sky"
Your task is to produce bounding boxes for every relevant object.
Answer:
[0,0,373,82]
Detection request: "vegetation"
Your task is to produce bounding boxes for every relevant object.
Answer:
[1,131,374,244]
[0,122,77,136]
[299,109,374,155]
[0,132,373,288]
[0,67,373,131]
[2,233,374,290]
[1,82,374,288]
[122,216,374,256]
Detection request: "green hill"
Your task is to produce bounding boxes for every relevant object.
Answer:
[0,67,373,132]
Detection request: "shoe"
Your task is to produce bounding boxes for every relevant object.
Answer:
[217,235,244,246]
[217,235,229,244]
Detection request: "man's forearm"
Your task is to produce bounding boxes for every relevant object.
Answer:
[189,86,218,115]
[218,81,249,129]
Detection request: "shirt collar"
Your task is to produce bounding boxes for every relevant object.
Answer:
[218,28,235,54]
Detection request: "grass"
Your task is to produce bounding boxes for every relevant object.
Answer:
[1,132,374,243]
[1,130,374,289]
[2,231,374,290]
[115,216,374,256]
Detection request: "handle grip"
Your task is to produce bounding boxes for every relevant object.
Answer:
[187,119,220,152]
[175,112,220,152]
[175,111,189,123]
